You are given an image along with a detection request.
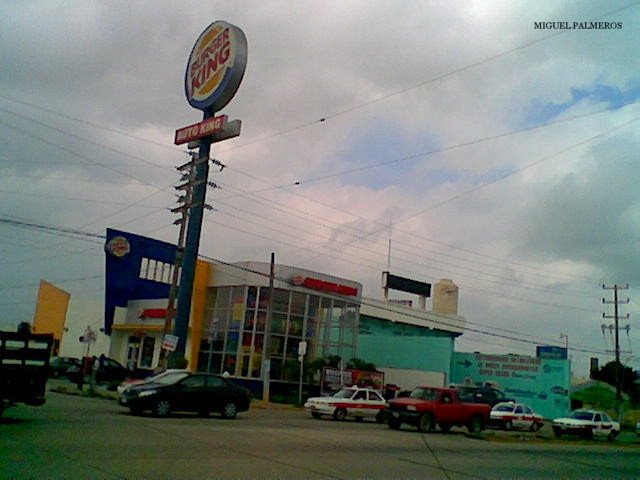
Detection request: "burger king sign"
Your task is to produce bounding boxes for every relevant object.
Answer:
[185,21,247,112]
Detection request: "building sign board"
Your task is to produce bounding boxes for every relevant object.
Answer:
[536,345,568,360]
[174,115,227,145]
[451,352,571,419]
[105,236,131,258]
[291,275,358,296]
[383,272,431,296]
[138,308,167,319]
[185,21,247,112]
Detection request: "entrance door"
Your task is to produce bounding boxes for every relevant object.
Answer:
[126,337,141,371]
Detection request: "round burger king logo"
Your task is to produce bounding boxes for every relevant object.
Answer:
[105,236,131,258]
[185,21,247,112]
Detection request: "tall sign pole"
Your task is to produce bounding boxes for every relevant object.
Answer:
[169,21,247,364]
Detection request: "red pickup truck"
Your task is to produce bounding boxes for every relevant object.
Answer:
[386,387,491,433]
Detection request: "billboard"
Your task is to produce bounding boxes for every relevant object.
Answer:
[451,352,571,419]
[383,272,431,296]
[536,345,568,360]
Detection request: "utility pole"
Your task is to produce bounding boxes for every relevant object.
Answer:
[262,252,275,402]
[158,151,203,369]
[602,283,630,422]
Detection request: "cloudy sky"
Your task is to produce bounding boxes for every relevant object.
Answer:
[1,1,638,377]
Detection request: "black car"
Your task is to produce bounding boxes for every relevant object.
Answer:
[119,372,251,418]
[452,385,512,407]
[49,356,81,379]
[66,356,131,388]
[95,357,130,385]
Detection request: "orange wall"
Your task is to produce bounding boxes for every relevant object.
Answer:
[189,259,211,370]
[32,280,70,340]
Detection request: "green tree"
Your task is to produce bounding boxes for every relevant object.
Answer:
[591,360,636,398]
[347,358,377,372]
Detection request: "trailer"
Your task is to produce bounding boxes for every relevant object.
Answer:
[0,331,54,417]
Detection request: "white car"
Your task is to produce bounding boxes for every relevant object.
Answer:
[490,402,544,431]
[117,369,189,397]
[552,409,620,440]
[304,386,387,422]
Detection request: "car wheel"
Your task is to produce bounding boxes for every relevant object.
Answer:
[504,420,513,431]
[355,416,364,422]
[198,409,210,418]
[311,412,322,419]
[467,415,485,434]
[530,422,541,432]
[333,408,347,421]
[222,402,238,419]
[153,400,171,417]
[375,411,386,424]
[388,417,401,430]
[553,427,562,438]
[583,429,593,440]
[417,413,435,433]
[607,430,618,442]
[129,407,143,416]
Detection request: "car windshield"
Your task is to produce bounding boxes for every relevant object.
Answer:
[150,372,189,385]
[332,388,357,398]
[144,371,185,383]
[493,403,515,412]
[569,411,594,421]
[409,388,439,400]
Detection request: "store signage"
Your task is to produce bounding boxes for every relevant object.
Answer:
[162,334,179,352]
[291,275,358,296]
[138,308,167,319]
[104,236,130,258]
[174,115,227,145]
[79,326,97,344]
[185,21,247,112]
[383,272,431,297]
[536,346,568,360]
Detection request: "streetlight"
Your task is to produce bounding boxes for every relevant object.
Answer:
[560,333,568,352]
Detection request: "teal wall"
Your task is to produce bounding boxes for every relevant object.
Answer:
[358,316,455,380]
[451,352,571,419]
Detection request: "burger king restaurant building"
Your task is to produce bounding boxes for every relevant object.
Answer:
[105,229,465,394]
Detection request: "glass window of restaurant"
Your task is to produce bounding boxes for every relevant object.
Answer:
[198,285,359,380]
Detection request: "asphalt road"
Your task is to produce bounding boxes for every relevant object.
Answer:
[1,391,639,479]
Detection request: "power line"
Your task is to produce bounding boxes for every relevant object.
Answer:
[0,217,618,358]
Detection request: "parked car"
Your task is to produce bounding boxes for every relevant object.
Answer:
[552,409,620,440]
[386,387,491,433]
[119,372,251,418]
[490,402,544,431]
[451,384,511,407]
[49,356,81,379]
[117,369,189,397]
[67,356,131,387]
[304,386,387,422]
